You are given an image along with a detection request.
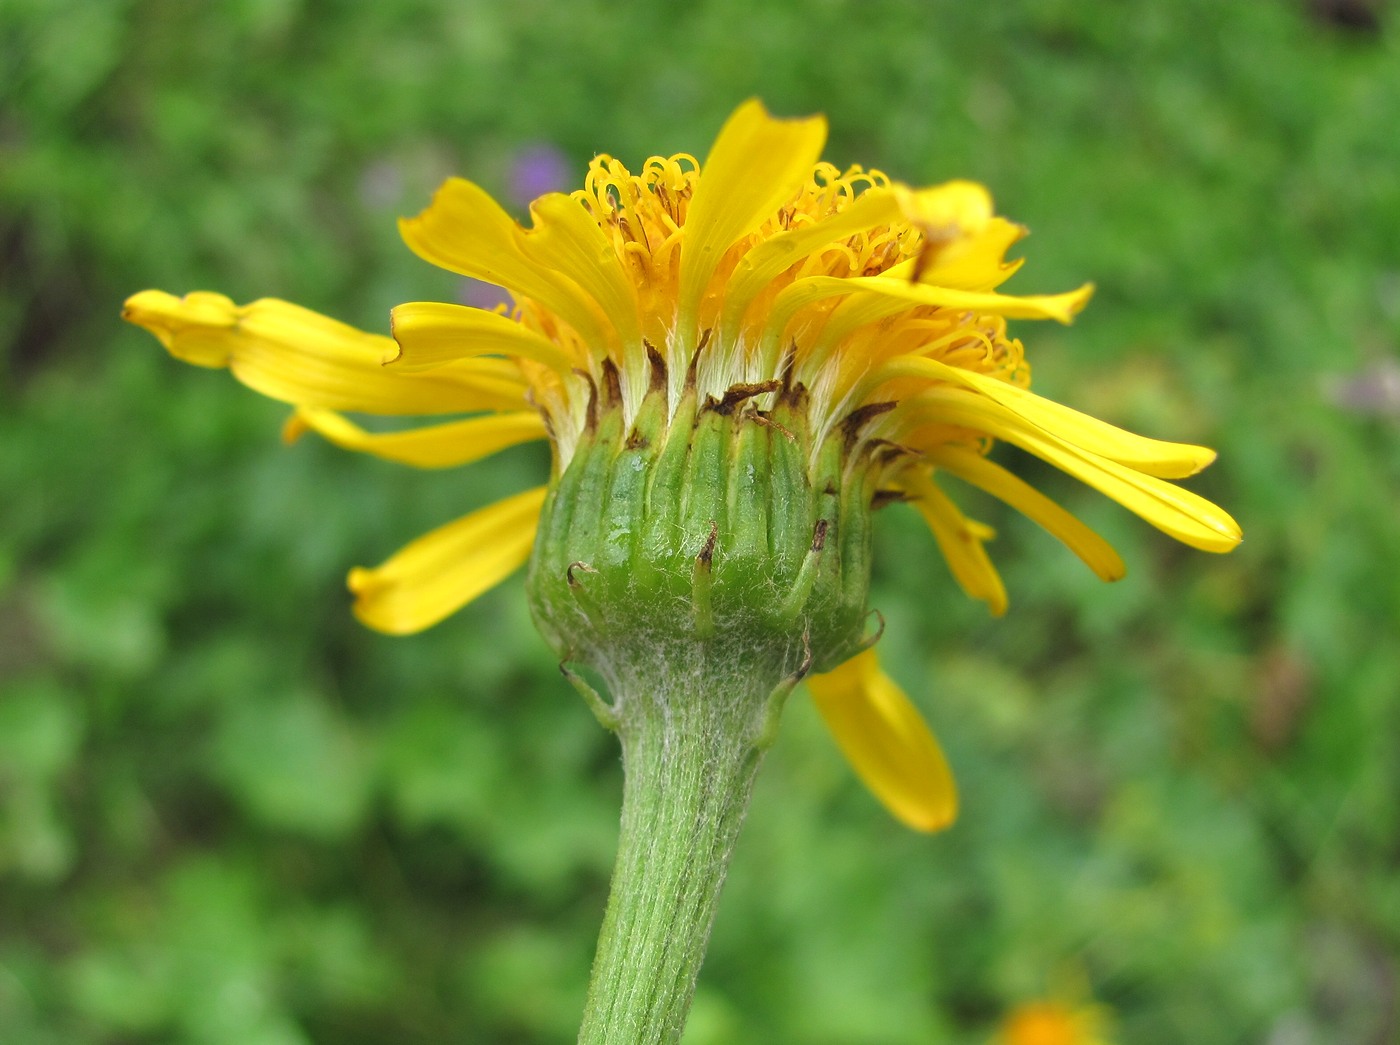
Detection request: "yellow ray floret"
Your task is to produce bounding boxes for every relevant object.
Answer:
[901,470,1010,616]
[902,390,1241,553]
[998,1000,1110,1045]
[875,354,1217,478]
[348,487,548,635]
[398,178,611,352]
[807,648,959,832]
[925,445,1126,582]
[387,301,577,374]
[284,408,548,469]
[677,99,828,324]
[123,290,530,415]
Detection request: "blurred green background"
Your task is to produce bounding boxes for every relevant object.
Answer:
[3,0,1399,1042]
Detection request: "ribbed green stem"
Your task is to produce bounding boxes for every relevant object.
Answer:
[577,650,782,1045]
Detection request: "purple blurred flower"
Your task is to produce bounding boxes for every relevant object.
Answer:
[508,143,572,207]
[452,144,571,311]
[457,278,512,312]
[358,159,403,210]
[1325,359,1400,418]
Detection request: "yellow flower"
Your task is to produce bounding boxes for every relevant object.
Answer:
[998,1000,1110,1045]
[123,100,1239,834]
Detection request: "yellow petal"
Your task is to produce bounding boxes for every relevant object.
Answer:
[1021,433,1242,553]
[905,389,1243,553]
[927,445,1127,581]
[896,180,994,235]
[123,290,531,415]
[879,354,1216,478]
[761,275,1092,364]
[121,289,239,367]
[522,192,642,348]
[901,470,1009,615]
[678,99,828,322]
[720,186,902,338]
[289,407,547,468]
[895,180,995,278]
[794,272,1094,326]
[914,217,1027,291]
[389,301,576,373]
[398,178,610,347]
[348,486,547,635]
[807,648,958,832]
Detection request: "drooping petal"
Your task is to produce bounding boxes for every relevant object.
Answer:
[678,99,828,322]
[286,408,547,468]
[903,390,1243,553]
[348,486,547,635]
[1012,430,1242,553]
[901,470,1009,615]
[398,178,610,347]
[878,354,1216,478]
[123,290,531,415]
[927,445,1127,581]
[807,648,958,832]
[389,301,576,373]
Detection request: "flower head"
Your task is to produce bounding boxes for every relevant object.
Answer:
[123,101,1239,833]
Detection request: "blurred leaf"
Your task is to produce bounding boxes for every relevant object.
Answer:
[210,691,372,839]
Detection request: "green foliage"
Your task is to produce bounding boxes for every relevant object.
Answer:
[3,1,1399,1041]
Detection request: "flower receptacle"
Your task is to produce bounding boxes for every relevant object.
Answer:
[525,365,880,702]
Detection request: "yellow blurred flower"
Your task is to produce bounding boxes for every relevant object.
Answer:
[999,1000,1110,1045]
